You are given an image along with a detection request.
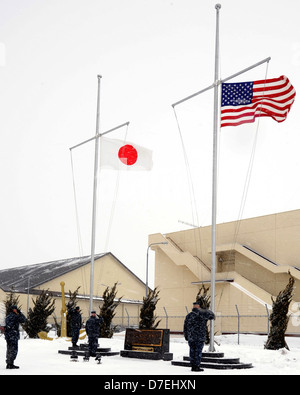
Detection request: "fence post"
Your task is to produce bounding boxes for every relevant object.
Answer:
[163,306,168,329]
[235,305,240,345]
[125,308,130,327]
[265,304,270,335]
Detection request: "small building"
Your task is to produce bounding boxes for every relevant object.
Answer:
[0,252,146,327]
[149,209,300,335]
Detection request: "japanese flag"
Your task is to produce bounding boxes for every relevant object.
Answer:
[100,137,153,171]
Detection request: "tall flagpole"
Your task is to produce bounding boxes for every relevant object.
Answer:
[209,3,221,352]
[89,74,102,314]
[171,3,270,352]
[69,75,129,314]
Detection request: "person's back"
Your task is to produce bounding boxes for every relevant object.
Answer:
[85,311,103,357]
[184,307,215,343]
[69,308,82,329]
[68,307,82,347]
[183,302,215,372]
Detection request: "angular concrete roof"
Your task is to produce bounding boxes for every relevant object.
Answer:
[0,253,106,292]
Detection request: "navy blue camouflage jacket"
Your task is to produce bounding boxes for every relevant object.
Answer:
[184,308,215,343]
[5,311,26,341]
[85,316,104,338]
[68,309,82,330]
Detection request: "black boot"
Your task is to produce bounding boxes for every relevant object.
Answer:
[6,364,19,369]
[191,365,203,372]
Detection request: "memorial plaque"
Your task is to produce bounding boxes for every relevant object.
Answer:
[121,328,173,360]
[125,329,165,350]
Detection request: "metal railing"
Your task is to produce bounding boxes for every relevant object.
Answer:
[111,304,300,343]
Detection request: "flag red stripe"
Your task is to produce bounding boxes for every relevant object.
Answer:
[253,82,294,97]
[253,76,285,85]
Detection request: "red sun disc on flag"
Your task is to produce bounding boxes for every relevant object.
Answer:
[118,144,138,166]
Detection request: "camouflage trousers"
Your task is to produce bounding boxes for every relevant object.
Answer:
[6,338,19,365]
[188,340,204,368]
[88,336,98,356]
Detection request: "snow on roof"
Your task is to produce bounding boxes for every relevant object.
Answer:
[0,253,106,292]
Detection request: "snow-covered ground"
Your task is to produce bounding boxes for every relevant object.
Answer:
[0,331,299,376]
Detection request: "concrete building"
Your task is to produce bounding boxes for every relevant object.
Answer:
[149,209,300,334]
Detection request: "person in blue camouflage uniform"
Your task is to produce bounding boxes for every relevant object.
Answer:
[5,305,26,369]
[68,306,82,348]
[85,311,104,357]
[184,301,215,372]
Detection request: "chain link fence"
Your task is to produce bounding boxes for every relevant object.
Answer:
[112,304,300,341]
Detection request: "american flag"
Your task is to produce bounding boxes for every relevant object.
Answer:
[220,75,296,128]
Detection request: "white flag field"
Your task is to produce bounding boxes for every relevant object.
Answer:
[100,137,153,171]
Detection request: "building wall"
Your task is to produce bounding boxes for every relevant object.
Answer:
[0,288,6,302]
[150,209,300,334]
